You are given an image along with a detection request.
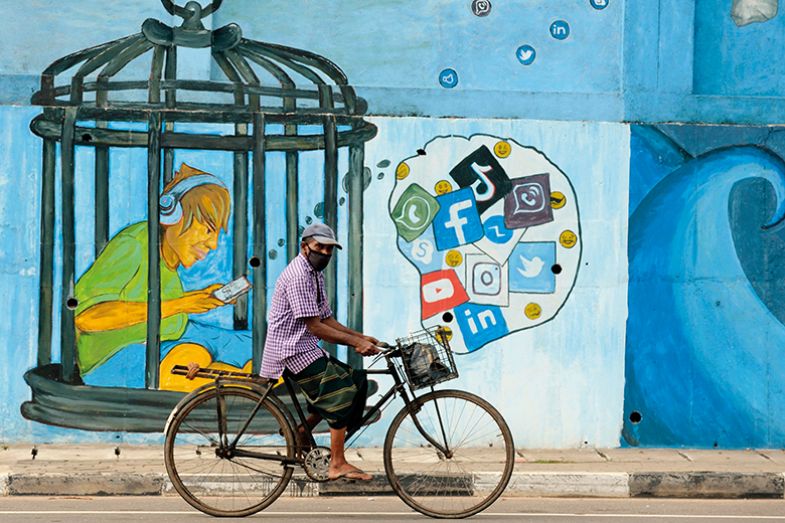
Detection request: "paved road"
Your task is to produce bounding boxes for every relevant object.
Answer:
[1,496,785,522]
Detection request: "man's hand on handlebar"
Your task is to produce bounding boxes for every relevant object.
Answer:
[354,337,382,356]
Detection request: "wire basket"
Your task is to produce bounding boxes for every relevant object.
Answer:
[395,326,458,391]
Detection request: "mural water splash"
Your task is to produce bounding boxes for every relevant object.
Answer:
[625,132,785,447]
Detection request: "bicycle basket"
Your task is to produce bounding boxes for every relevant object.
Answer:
[396,326,458,390]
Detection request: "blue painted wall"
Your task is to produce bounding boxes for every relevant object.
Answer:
[0,0,784,447]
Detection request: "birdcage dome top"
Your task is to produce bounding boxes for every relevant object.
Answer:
[30,0,375,150]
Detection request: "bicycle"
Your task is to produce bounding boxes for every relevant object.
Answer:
[163,326,515,519]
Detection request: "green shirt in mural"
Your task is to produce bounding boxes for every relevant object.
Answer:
[75,221,187,375]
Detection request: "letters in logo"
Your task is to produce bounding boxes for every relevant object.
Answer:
[391,183,440,242]
[432,188,484,250]
[454,302,509,352]
[449,145,512,214]
[420,269,469,319]
[504,173,554,229]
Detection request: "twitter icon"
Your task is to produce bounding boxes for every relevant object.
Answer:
[510,242,556,293]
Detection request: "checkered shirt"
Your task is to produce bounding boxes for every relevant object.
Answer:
[260,253,333,378]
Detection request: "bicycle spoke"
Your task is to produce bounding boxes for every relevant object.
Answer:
[385,390,514,518]
[165,387,295,517]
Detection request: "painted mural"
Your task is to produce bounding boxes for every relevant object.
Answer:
[624,125,785,447]
[2,0,785,448]
[388,135,581,354]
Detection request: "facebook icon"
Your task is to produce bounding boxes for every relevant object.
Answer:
[432,188,484,250]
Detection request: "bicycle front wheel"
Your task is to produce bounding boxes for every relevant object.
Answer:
[164,386,296,517]
[384,390,514,518]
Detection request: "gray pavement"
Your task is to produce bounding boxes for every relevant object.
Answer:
[2,496,785,522]
[2,445,785,499]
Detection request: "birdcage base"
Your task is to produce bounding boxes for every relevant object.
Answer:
[21,364,378,433]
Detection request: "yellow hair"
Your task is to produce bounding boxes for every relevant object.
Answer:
[164,163,230,232]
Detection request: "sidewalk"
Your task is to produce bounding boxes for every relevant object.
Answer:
[1,445,784,498]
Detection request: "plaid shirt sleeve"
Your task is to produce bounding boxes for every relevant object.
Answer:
[318,272,333,319]
[286,271,321,319]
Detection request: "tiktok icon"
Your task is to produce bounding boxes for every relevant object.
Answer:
[449,145,512,214]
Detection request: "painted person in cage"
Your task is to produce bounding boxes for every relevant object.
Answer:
[74,163,251,391]
[255,222,381,481]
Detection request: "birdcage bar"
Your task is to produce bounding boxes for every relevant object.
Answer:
[37,138,57,369]
[251,112,266,374]
[145,112,164,389]
[163,46,177,183]
[94,129,110,255]
[60,108,78,383]
[346,143,364,368]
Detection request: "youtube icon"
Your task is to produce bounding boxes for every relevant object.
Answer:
[420,269,469,319]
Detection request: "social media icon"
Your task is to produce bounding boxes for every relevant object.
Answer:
[412,238,434,264]
[439,68,459,88]
[473,262,501,295]
[420,269,469,319]
[465,253,509,306]
[423,277,455,303]
[399,228,442,273]
[590,0,608,10]
[432,188,484,250]
[472,0,492,16]
[504,174,554,229]
[516,45,536,65]
[482,215,514,244]
[449,145,512,214]
[510,242,556,294]
[391,184,440,242]
[550,20,570,40]
[454,302,509,352]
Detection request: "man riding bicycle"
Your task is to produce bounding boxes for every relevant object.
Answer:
[260,222,381,481]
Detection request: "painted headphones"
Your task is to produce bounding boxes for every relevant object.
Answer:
[159,173,227,226]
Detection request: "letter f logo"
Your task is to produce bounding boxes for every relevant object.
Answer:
[445,200,472,244]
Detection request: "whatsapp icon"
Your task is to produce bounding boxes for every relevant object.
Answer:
[392,183,440,242]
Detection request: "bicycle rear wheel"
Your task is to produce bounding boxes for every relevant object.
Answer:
[384,389,514,518]
[164,386,296,517]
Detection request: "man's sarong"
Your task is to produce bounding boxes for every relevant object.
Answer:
[285,356,368,433]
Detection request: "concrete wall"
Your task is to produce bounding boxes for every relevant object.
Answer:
[0,0,784,448]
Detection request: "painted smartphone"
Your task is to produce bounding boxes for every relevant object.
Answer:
[213,275,252,303]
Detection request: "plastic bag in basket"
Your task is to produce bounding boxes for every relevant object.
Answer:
[406,342,452,384]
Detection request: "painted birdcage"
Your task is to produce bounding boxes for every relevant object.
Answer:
[22,0,377,431]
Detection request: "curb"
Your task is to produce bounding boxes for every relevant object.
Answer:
[2,472,784,498]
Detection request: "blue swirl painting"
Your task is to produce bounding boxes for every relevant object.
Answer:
[624,125,785,447]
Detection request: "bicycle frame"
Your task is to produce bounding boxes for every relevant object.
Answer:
[168,348,454,467]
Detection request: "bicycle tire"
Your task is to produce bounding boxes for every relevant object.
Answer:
[383,389,514,519]
[164,386,296,517]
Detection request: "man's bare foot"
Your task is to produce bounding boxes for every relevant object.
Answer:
[328,462,373,481]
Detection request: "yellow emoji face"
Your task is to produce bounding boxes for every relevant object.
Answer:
[434,180,453,195]
[445,250,463,267]
[396,162,410,180]
[550,191,566,209]
[435,326,454,345]
[559,230,578,249]
[493,141,511,158]
[524,302,542,320]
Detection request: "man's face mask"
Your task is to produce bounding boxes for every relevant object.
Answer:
[306,246,332,271]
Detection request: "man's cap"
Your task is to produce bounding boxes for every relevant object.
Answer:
[301,222,343,249]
